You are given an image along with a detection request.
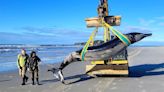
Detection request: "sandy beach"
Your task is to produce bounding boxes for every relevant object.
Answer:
[0,47,164,92]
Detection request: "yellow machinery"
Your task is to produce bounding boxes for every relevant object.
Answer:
[82,0,129,77]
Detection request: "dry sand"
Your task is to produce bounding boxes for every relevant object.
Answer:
[0,47,164,92]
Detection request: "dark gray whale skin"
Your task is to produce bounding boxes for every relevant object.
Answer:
[57,32,152,70]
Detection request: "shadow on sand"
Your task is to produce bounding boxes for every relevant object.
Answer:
[67,74,93,85]
[129,63,164,77]
[41,74,93,85]
[0,79,11,83]
[41,63,164,84]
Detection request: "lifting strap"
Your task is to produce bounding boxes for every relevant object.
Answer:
[81,28,98,61]
[102,20,131,46]
[81,20,131,61]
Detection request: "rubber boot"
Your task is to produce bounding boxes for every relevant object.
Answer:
[21,77,25,85]
[32,78,35,85]
[25,76,28,82]
[36,78,40,85]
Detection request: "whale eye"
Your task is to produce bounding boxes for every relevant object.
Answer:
[130,35,136,42]
[129,35,133,39]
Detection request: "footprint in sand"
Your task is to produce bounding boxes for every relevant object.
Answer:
[161,83,164,86]
[141,89,147,92]
[112,82,117,86]
[9,76,14,78]
[110,86,117,90]
[118,79,122,82]
[138,85,143,88]
[139,81,144,84]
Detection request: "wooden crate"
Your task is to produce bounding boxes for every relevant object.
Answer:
[86,48,128,77]
[86,63,129,77]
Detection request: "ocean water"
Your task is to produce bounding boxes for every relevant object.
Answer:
[0,45,82,72]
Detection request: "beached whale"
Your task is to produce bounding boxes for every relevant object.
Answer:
[48,32,152,83]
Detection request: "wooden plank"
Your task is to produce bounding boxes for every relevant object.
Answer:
[91,61,105,64]
[85,16,121,28]
[91,60,128,65]
[110,60,128,65]
[87,69,129,76]
[86,64,129,73]
[85,17,101,27]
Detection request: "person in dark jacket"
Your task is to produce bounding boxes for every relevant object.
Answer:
[29,51,41,85]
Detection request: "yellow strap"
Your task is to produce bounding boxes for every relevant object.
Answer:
[81,19,131,61]
[81,28,98,61]
[102,20,131,46]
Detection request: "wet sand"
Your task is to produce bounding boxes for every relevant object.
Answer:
[0,47,164,92]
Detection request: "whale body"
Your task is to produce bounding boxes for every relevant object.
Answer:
[48,32,152,84]
[54,32,152,70]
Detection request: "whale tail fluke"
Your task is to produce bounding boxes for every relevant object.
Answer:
[48,68,65,84]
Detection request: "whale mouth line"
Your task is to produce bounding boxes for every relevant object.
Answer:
[144,33,152,37]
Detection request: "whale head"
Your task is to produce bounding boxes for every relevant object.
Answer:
[126,32,152,44]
